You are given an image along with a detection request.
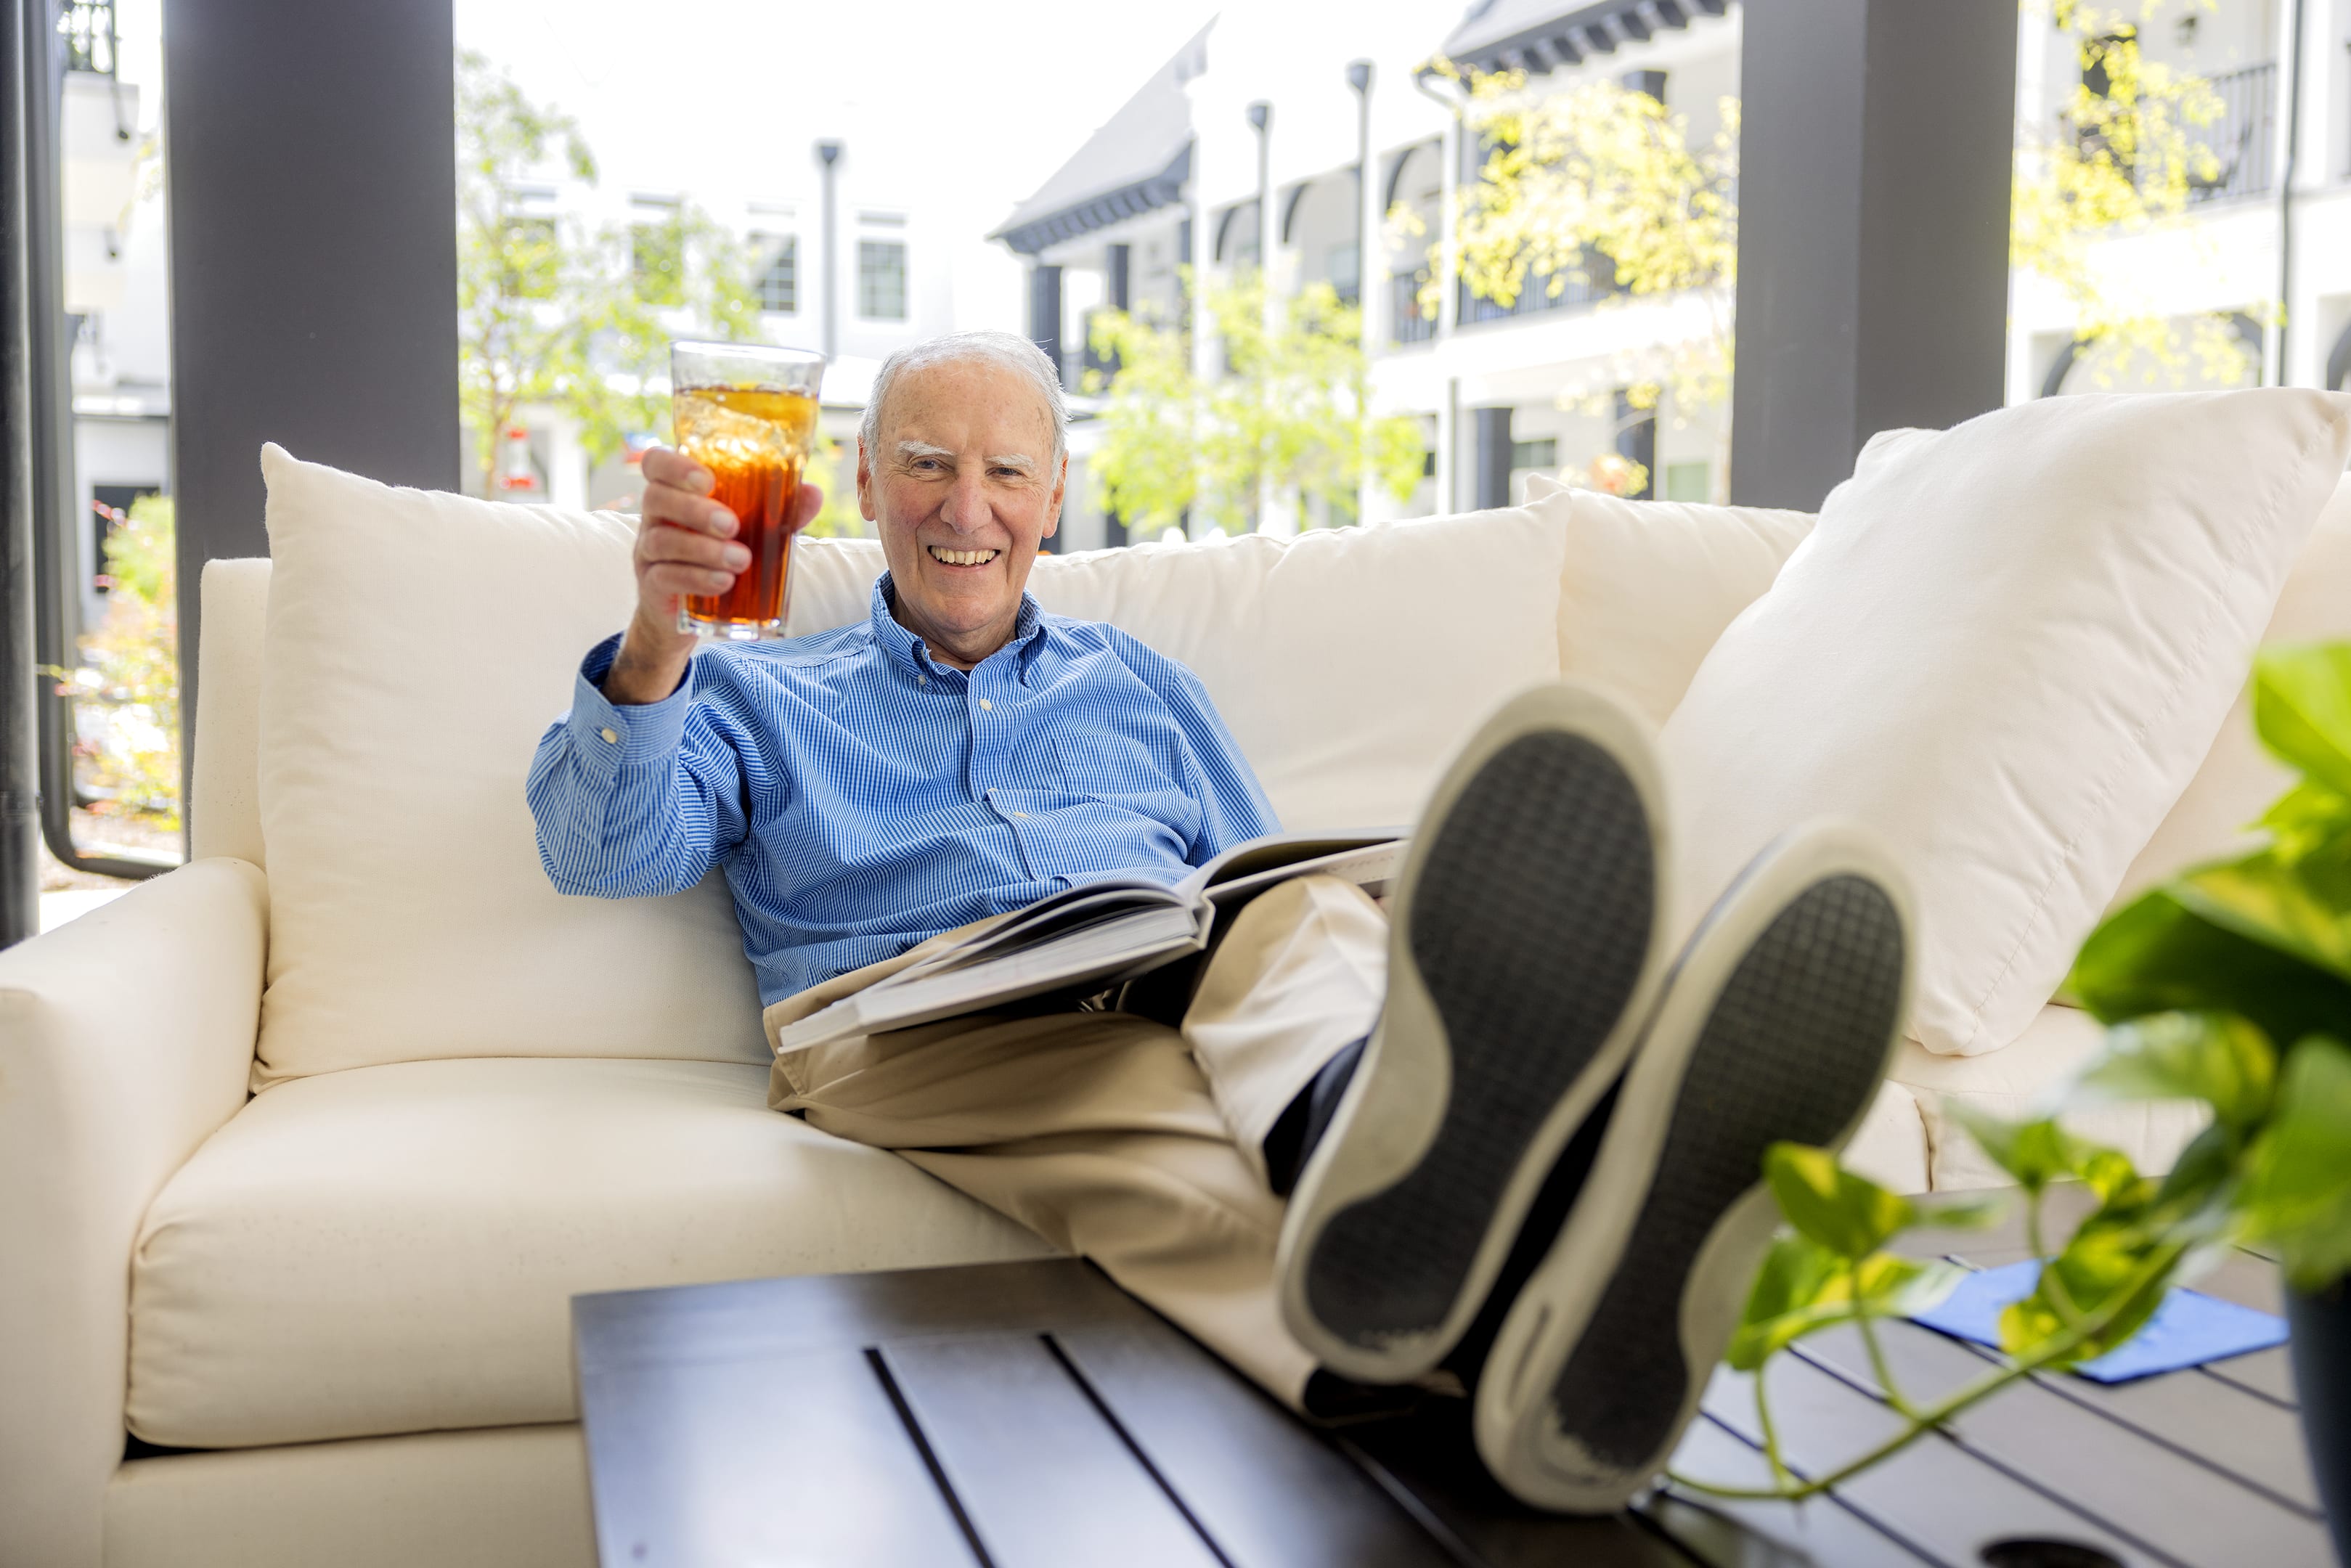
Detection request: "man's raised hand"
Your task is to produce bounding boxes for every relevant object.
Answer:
[603,446,823,706]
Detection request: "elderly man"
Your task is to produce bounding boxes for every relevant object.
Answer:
[527,330,1910,1511]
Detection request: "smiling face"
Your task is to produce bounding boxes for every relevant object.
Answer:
[856,356,1066,669]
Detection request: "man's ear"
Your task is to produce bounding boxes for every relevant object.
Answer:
[1041,452,1067,539]
[855,436,877,522]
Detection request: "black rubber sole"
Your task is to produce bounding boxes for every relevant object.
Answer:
[1303,730,1658,1347]
[1543,874,1906,1469]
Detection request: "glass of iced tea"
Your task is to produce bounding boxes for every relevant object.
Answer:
[667,340,825,641]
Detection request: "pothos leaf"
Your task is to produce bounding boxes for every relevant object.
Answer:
[1764,1143,1915,1259]
[2238,1035,2351,1293]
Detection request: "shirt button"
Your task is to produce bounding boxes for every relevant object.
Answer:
[599,727,619,744]
[1011,811,1029,819]
[979,698,993,711]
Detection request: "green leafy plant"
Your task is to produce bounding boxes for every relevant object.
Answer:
[44,495,182,830]
[1673,640,2351,1501]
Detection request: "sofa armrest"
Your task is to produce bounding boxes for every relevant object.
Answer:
[0,858,266,1567]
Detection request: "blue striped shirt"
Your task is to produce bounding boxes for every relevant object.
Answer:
[526,573,1281,1004]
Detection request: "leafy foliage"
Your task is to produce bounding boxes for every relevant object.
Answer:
[1085,272,1424,537]
[1679,640,2351,1503]
[455,50,765,489]
[52,497,182,829]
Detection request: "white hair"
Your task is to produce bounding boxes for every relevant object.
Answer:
[859,330,1069,470]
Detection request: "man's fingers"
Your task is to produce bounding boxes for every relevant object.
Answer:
[643,482,738,539]
[643,563,737,599]
[787,481,824,534]
[640,446,714,495]
[640,521,751,572]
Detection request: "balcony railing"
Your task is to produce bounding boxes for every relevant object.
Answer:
[1390,272,1435,346]
[1458,257,1612,327]
[2187,62,2275,205]
[58,0,116,75]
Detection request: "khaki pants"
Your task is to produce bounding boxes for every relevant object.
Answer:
[767,875,1388,1408]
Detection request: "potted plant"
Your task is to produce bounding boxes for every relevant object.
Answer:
[1671,642,2351,1560]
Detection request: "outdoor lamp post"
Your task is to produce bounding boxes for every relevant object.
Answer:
[1245,100,1270,272]
[815,139,842,361]
[1347,60,1372,311]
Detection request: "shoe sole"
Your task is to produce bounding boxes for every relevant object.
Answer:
[1276,682,1672,1385]
[1472,823,1913,1512]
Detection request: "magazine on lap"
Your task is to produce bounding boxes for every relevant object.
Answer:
[767,831,1405,1053]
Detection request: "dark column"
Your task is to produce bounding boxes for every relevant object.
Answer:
[1028,264,1064,385]
[1106,243,1131,312]
[165,0,460,751]
[1614,388,1657,499]
[1728,0,2017,510]
[1472,406,1514,510]
[1621,69,1667,101]
[2,0,41,939]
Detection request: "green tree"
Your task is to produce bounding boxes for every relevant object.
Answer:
[1428,0,2249,501]
[1086,271,1424,537]
[455,51,767,490]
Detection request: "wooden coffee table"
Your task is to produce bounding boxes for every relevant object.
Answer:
[573,1189,2329,1567]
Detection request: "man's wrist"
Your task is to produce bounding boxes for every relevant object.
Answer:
[601,617,693,707]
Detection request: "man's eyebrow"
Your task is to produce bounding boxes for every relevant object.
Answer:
[985,453,1037,473]
[895,440,953,460]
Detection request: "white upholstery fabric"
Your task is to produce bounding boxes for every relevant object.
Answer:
[0,859,267,1568]
[2116,473,2351,904]
[107,1425,593,1568]
[192,558,270,868]
[1893,1005,2213,1191]
[1661,391,2351,1057]
[129,1055,1052,1449]
[1838,1081,1929,1196]
[782,507,1572,831]
[253,447,771,1086]
[1525,473,1814,726]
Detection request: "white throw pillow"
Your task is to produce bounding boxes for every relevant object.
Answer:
[1659,391,2351,1058]
[1525,475,1814,726]
[253,450,1567,1083]
[783,510,1571,830]
[2114,473,2351,903]
[254,447,771,1087]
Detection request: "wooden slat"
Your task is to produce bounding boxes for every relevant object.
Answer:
[881,1334,1224,1568]
[578,1344,980,1568]
[1703,1358,2156,1566]
[1796,1322,2333,1567]
[2203,1349,2299,1406]
[1051,1323,1456,1568]
[1650,1414,1938,1567]
[1342,1398,1690,1568]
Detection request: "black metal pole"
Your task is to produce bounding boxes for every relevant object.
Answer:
[1,0,41,943]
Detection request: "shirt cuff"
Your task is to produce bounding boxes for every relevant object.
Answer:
[566,634,693,769]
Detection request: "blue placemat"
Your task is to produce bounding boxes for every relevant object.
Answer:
[1906,1259,2287,1383]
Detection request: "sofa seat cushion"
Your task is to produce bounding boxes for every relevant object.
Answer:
[1890,1005,2213,1191]
[128,1056,1053,1450]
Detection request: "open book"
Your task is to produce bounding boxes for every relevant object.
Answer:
[770,830,1405,1053]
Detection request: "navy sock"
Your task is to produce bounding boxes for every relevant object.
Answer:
[1262,1034,1367,1197]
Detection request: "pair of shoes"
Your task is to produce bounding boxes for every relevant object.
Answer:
[1274,682,1914,1513]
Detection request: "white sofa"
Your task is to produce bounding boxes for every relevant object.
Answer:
[4,433,2346,1568]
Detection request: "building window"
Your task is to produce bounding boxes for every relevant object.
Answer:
[859,240,908,321]
[1509,438,1557,470]
[1665,461,1711,502]
[754,235,796,313]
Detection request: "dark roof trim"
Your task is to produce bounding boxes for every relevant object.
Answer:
[1436,0,1723,80]
[993,142,1194,256]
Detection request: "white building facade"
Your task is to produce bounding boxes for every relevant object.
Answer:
[1000,0,2351,539]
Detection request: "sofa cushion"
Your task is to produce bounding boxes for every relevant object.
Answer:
[1525,474,1814,727]
[254,448,773,1087]
[1894,1005,2212,1191]
[1660,391,2351,1058]
[128,1056,1051,1449]
[254,450,1568,1083]
[2115,473,2351,905]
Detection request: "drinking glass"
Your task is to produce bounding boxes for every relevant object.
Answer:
[667,340,825,640]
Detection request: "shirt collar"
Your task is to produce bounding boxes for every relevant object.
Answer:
[868,571,1047,681]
